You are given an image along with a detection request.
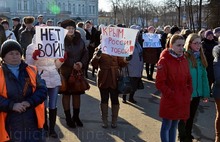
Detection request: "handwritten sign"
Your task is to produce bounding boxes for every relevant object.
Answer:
[142,33,161,48]
[100,27,138,57]
[36,26,68,58]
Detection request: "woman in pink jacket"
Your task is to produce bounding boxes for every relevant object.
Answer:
[156,34,192,142]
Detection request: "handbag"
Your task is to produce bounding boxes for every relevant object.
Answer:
[68,69,90,93]
[59,70,67,94]
[117,67,133,94]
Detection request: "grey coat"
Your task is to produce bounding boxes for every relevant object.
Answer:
[213,45,220,99]
[127,42,144,77]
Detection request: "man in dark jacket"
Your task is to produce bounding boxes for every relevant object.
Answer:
[12,17,22,41]
[84,20,100,78]
[20,16,35,58]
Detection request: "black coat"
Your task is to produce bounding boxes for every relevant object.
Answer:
[202,38,218,82]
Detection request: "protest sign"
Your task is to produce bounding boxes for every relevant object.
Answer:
[142,33,161,48]
[100,27,138,57]
[35,26,68,58]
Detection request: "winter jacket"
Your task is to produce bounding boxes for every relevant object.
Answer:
[187,53,210,98]
[0,62,47,141]
[19,27,35,57]
[156,49,192,120]
[213,45,220,99]
[202,38,218,82]
[91,47,128,89]
[60,33,89,93]
[26,41,63,88]
[127,42,144,77]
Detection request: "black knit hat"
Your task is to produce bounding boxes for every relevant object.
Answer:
[0,39,23,58]
[170,26,180,35]
[61,19,76,29]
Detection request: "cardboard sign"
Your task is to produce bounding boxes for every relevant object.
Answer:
[35,26,68,58]
[100,27,138,57]
[142,33,161,48]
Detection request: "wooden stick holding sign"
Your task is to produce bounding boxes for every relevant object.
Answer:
[35,26,68,58]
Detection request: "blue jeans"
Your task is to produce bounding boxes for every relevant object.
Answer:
[160,118,179,142]
[45,86,59,109]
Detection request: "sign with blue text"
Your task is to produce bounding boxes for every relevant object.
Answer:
[142,33,161,48]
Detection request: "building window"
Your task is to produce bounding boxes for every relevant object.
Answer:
[89,6,91,14]
[24,0,28,11]
[0,0,6,7]
[72,4,75,14]
[78,4,81,14]
[68,3,71,12]
[82,5,84,15]
[93,6,95,14]
[63,2,65,11]
[18,0,21,10]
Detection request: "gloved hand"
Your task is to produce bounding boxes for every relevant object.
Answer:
[126,55,132,61]
[96,49,102,57]
[32,50,41,60]
[59,52,67,62]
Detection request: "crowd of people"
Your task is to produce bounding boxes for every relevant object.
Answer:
[0,14,220,142]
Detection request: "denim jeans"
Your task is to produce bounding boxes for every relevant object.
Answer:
[44,86,59,109]
[160,118,179,142]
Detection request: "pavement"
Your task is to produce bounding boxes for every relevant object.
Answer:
[46,68,216,142]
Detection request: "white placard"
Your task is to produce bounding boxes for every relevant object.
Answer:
[35,26,68,58]
[100,27,138,57]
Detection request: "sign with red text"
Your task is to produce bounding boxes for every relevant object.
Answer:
[142,33,161,48]
[100,27,138,57]
[36,26,68,58]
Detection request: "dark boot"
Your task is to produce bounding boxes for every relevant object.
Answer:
[43,108,49,136]
[111,104,119,128]
[73,108,83,127]
[122,95,127,103]
[92,67,95,77]
[100,103,108,128]
[49,108,58,138]
[149,64,155,81]
[64,110,76,128]
[178,120,186,142]
[129,93,137,104]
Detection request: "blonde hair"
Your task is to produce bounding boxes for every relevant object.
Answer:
[184,33,208,68]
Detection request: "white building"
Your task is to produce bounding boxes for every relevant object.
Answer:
[0,0,98,25]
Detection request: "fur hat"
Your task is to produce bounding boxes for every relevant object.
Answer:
[204,30,214,38]
[1,20,9,25]
[0,39,23,58]
[61,19,76,29]
[170,26,180,34]
[23,16,35,24]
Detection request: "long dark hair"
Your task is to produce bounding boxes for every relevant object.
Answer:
[64,30,81,46]
[0,24,6,46]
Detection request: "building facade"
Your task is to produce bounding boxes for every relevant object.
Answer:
[0,0,98,25]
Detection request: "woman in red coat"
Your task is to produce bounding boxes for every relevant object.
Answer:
[156,34,192,142]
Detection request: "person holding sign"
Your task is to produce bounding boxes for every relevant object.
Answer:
[60,19,89,128]
[25,35,65,138]
[156,34,192,142]
[91,44,129,128]
[143,26,162,81]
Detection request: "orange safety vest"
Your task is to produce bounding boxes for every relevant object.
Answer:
[0,65,45,142]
